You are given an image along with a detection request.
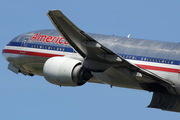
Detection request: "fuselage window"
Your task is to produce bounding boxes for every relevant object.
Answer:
[63,48,65,51]
[48,46,51,50]
[60,48,62,51]
[45,46,48,49]
[37,45,39,48]
[162,60,164,63]
[126,55,129,59]
[34,45,36,48]
[129,56,132,59]
[57,47,59,50]
[171,61,174,64]
[159,59,161,63]
[40,45,42,49]
[31,44,34,48]
[141,57,143,61]
[144,58,146,61]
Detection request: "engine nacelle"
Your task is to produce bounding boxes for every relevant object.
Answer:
[43,57,92,86]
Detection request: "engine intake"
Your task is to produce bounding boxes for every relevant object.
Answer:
[43,57,92,86]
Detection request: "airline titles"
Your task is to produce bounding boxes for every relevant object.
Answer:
[30,33,69,45]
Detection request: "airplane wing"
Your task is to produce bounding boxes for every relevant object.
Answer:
[46,10,174,91]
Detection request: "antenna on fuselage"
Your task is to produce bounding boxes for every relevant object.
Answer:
[127,34,130,38]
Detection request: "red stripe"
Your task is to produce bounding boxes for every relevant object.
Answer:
[3,49,64,58]
[136,64,179,73]
[3,49,180,73]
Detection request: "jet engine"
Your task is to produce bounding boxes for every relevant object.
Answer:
[43,57,92,86]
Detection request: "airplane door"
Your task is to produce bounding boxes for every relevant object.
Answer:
[20,37,29,54]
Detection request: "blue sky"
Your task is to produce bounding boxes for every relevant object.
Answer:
[1,0,180,119]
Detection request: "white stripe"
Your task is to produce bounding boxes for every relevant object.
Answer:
[4,45,82,59]
[127,59,179,69]
[5,46,180,69]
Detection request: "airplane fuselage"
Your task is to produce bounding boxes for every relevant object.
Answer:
[3,10,180,112]
[3,29,180,90]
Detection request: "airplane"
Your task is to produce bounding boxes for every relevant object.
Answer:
[2,10,180,112]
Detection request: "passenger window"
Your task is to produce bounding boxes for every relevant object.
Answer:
[171,61,174,64]
[141,57,143,60]
[31,45,34,48]
[144,58,146,61]
[57,47,59,50]
[126,55,129,58]
[129,56,132,59]
[162,60,164,63]
[40,45,42,48]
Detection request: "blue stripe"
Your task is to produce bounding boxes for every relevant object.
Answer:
[7,41,180,65]
[117,53,177,65]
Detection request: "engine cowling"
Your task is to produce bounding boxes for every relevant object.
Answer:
[43,57,92,86]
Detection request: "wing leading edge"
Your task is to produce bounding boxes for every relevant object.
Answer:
[46,10,175,93]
